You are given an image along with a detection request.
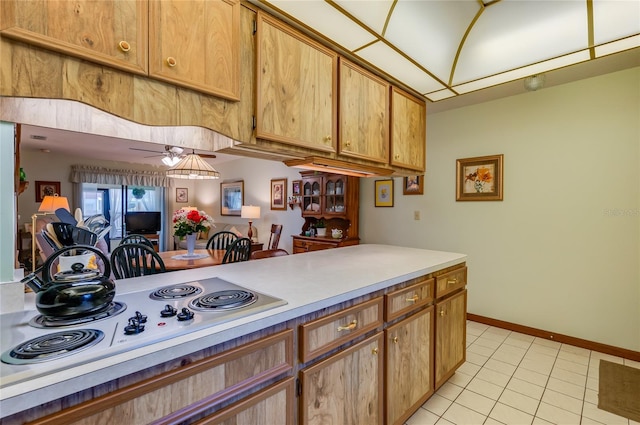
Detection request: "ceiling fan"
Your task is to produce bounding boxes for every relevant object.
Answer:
[129,145,216,166]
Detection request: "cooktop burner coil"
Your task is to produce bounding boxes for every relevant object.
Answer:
[189,290,257,311]
[150,284,202,300]
[1,329,104,365]
[29,302,126,328]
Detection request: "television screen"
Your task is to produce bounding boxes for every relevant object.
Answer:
[125,212,162,234]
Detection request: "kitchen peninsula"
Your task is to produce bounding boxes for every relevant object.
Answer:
[0,244,467,424]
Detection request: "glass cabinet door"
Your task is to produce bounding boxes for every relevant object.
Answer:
[324,176,345,215]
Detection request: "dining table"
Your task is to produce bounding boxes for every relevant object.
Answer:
[158,249,227,271]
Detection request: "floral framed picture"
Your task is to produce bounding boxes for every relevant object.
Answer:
[456,154,504,201]
[271,178,287,210]
[220,181,244,216]
[35,181,60,202]
[403,175,424,195]
[176,188,188,203]
[375,179,394,207]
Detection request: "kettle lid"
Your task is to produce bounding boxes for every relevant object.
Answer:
[53,263,101,282]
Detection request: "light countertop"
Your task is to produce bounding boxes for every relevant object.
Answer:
[0,244,466,418]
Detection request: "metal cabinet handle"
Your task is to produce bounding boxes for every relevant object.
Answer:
[447,278,458,286]
[118,41,131,52]
[393,336,399,344]
[337,319,357,332]
[406,294,419,303]
[440,309,446,317]
[345,141,351,147]
[166,57,177,67]
[372,347,379,355]
[323,135,332,142]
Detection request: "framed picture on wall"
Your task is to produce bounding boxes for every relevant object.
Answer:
[375,179,394,207]
[220,181,244,216]
[271,178,287,210]
[456,154,504,201]
[403,175,424,195]
[292,180,302,196]
[176,188,188,203]
[35,181,61,202]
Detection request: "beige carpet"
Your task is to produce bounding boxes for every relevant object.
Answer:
[598,359,640,422]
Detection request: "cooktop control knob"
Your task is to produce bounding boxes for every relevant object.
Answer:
[134,311,148,323]
[160,305,178,317]
[177,307,194,321]
[124,317,146,335]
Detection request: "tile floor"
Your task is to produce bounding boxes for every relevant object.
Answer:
[406,321,640,425]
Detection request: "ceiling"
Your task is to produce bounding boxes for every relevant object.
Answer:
[19,0,640,164]
[254,0,640,109]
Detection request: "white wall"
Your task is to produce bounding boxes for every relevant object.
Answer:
[361,67,640,351]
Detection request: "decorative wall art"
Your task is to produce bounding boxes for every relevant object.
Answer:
[271,178,287,210]
[220,181,244,216]
[375,179,394,207]
[456,154,504,201]
[292,180,302,196]
[403,175,424,195]
[35,181,60,202]
[176,188,188,203]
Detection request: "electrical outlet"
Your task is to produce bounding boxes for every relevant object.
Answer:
[414,210,420,220]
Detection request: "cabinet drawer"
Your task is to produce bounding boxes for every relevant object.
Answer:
[385,278,434,321]
[300,297,384,363]
[435,266,467,298]
[293,238,337,252]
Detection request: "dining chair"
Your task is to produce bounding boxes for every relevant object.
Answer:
[206,231,239,250]
[250,248,289,260]
[110,243,166,279]
[120,234,155,249]
[222,238,252,264]
[267,224,283,250]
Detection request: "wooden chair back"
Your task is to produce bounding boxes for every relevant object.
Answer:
[268,224,283,250]
[250,249,289,260]
[206,231,239,250]
[120,234,154,249]
[110,243,166,279]
[222,238,252,264]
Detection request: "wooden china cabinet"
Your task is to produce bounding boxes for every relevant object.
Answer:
[292,171,359,254]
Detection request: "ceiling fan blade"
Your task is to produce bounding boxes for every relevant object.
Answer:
[199,153,217,159]
[129,147,164,154]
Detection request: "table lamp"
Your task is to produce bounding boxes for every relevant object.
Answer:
[241,205,260,242]
[31,194,70,271]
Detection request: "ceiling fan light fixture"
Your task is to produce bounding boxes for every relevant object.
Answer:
[524,74,546,92]
[166,152,220,179]
[161,155,181,166]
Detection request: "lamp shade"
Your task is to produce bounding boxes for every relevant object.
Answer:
[241,205,261,220]
[38,195,70,213]
[162,155,181,166]
[166,152,220,179]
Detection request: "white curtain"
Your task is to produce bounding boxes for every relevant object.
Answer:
[70,165,173,187]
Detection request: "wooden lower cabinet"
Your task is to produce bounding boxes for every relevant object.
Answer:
[300,332,384,425]
[292,236,359,253]
[195,378,295,425]
[385,306,434,425]
[435,289,467,389]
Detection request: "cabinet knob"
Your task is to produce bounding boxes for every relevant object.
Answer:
[337,319,357,332]
[406,294,419,303]
[372,347,379,355]
[345,141,351,147]
[393,336,398,344]
[118,41,131,52]
[166,57,177,67]
[394,154,400,160]
[323,135,332,142]
[440,309,446,317]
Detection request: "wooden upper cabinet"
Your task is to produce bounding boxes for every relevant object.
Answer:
[390,87,426,171]
[149,0,240,101]
[0,0,148,74]
[256,12,337,152]
[339,59,389,164]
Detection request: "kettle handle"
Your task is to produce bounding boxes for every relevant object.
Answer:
[42,245,111,282]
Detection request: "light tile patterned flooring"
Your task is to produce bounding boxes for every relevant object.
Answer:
[406,321,640,425]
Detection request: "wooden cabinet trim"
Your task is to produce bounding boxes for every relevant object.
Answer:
[194,377,295,425]
[299,297,384,363]
[384,277,434,322]
[27,329,294,425]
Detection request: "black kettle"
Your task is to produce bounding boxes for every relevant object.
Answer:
[22,245,115,319]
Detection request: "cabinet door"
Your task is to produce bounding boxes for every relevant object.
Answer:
[301,176,323,216]
[300,332,384,425]
[390,87,426,171]
[324,175,347,216]
[339,59,389,164]
[149,0,240,101]
[0,0,148,74]
[386,306,434,425]
[435,289,467,389]
[256,13,337,152]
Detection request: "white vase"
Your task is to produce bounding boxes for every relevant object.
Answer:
[316,227,326,237]
[186,233,197,256]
